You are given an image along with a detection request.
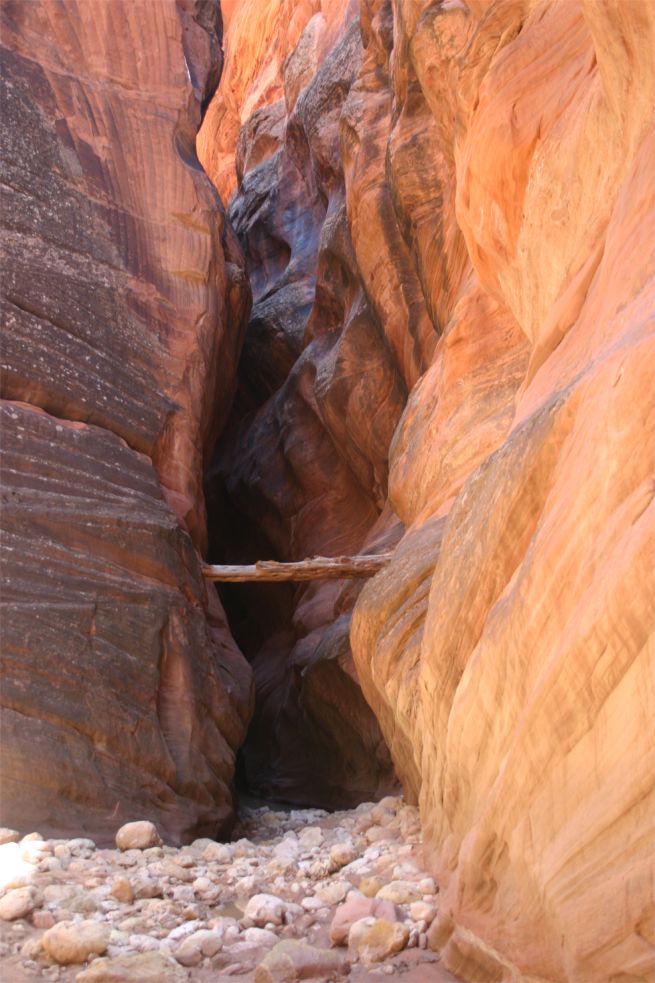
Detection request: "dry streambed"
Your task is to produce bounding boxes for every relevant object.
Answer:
[0,797,456,981]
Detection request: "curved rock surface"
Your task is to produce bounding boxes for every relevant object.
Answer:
[200,0,654,979]
[2,0,653,976]
[0,0,253,843]
[200,2,406,809]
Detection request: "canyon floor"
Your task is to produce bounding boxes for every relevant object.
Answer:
[0,796,458,982]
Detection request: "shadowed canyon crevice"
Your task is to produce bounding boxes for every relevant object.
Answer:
[1,1,654,981]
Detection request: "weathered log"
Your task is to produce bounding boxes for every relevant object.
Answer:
[202,553,394,582]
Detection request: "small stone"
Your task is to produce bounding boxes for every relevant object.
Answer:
[314,880,350,906]
[161,860,194,883]
[0,885,41,920]
[40,857,63,873]
[330,893,398,946]
[192,875,212,894]
[75,951,187,982]
[202,842,231,863]
[359,876,385,898]
[174,928,222,966]
[273,837,299,861]
[176,853,195,868]
[243,927,278,946]
[110,878,134,904]
[329,842,357,870]
[255,940,350,982]
[43,919,111,964]
[232,838,253,858]
[133,878,162,899]
[44,884,97,915]
[127,933,160,953]
[365,826,388,844]
[235,874,259,896]
[0,828,20,845]
[171,885,194,903]
[34,909,56,929]
[301,897,324,912]
[409,901,436,924]
[307,857,332,880]
[115,822,162,851]
[351,918,409,964]
[190,838,215,851]
[376,880,422,905]
[21,839,51,864]
[298,827,323,849]
[68,838,96,853]
[244,893,285,927]
[167,919,204,941]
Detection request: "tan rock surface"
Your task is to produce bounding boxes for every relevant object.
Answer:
[254,939,350,982]
[201,0,654,979]
[43,918,110,964]
[75,951,188,983]
[351,2,655,981]
[115,823,162,853]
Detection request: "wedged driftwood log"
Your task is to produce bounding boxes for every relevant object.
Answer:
[202,553,394,582]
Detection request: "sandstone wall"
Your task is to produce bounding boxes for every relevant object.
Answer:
[200,0,654,978]
[199,0,405,809]
[0,0,253,843]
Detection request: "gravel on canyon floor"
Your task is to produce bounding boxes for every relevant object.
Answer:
[0,798,457,982]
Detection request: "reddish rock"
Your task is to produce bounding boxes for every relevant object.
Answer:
[0,403,251,844]
[0,0,250,547]
[202,0,655,979]
[330,893,398,946]
[0,0,253,841]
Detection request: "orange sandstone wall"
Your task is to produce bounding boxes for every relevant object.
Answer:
[202,0,655,978]
[351,2,655,980]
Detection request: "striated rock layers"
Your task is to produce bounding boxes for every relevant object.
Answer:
[0,0,253,843]
[200,0,655,980]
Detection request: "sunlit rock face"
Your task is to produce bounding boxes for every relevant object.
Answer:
[352,3,655,981]
[201,0,654,977]
[0,0,253,843]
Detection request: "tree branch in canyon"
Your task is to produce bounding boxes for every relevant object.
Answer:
[201,553,394,582]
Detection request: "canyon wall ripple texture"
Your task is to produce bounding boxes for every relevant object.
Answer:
[200,0,655,978]
[0,0,253,844]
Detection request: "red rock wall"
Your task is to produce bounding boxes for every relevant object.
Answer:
[0,0,253,844]
[200,0,654,977]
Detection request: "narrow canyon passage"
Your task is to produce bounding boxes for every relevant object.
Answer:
[196,3,407,812]
[1,0,653,981]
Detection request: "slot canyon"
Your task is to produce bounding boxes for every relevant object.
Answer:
[0,0,653,981]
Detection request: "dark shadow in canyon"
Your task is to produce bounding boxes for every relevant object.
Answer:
[197,13,403,815]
